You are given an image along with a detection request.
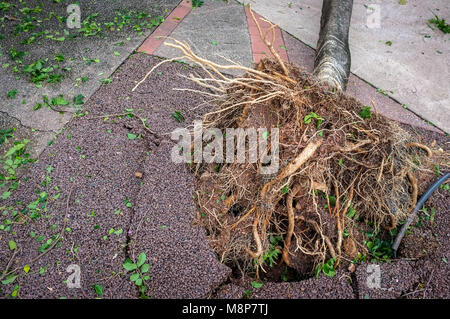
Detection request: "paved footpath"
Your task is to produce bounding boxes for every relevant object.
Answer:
[141,0,446,134]
[0,0,448,299]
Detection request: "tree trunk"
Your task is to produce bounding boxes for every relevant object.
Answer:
[313,0,353,91]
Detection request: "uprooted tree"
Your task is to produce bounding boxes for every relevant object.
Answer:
[133,3,449,280]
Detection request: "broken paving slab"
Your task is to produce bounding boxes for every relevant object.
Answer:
[118,54,212,136]
[239,0,450,133]
[154,0,254,75]
[108,53,231,298]
[128,140,231,298]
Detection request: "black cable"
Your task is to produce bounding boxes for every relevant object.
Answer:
[392,172,450,257]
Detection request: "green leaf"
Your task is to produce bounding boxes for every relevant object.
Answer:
[322,263,336,277]
[137,252,146,267]
[192,0,204,8]
[7,89,17,99]
[127,133,137,140]
[4,142,26,158]
[322,257,337,277]
[328,195,336,206]
[54,54,65,62]
[303,112,323,126]
[73,94,85,105]
[347,205,357,218]
[93,284,103,296]
[251,281,263,289]
[24,264,30,273]
[123,259,137,271]
[359,106,372,119]
[100,78,112,85]
[1,275,17,285]
[8,240,17,251]
[51,96,69,106]
[281,185,289,194]
[130,273,139,282]
[172,111,185,123]
[262,130,269,140]
[11,285,19,297]
[141,263,150,273]
[135,278,143,286]
[2,191,11,199]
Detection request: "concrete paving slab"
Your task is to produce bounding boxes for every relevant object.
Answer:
[238,0,450,133]
[0,111,54,158]
[0,110,146,299]
[282,30,440,133]
[154,0,253,74]
[0,0,180,156]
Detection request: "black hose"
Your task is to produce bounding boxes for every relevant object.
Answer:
[392,172,450,257]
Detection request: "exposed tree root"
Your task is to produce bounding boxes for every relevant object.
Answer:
[407,171,418,212]
[407,142,432,157]
[138,10,448,278]
[282,184,302,266]
[247,4,290,77]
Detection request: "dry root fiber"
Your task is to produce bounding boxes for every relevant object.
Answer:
[134,17,448,279]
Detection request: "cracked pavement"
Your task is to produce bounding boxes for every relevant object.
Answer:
[1,0,449,299]
[1,52,448,300]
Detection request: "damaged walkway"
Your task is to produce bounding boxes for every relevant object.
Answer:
[1,0,449,299]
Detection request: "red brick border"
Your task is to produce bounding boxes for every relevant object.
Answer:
[138,0,191,55]
[244,7,289,64]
